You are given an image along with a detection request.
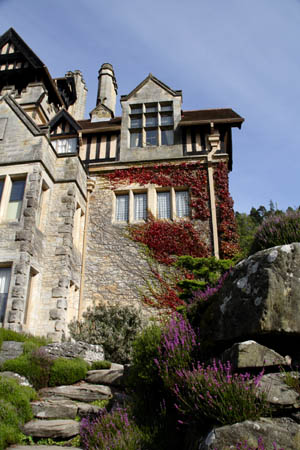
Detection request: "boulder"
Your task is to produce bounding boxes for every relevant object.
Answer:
[22,419,80,438]
[86,368,124,386]
[0,341,24,365]
[40,381,112,402]
[257,372,300,409]
[198,244,300,343]
[220,340,286,370]
[40,341,104,364]
[0,371,32,387]
[75,401,103,417]
[198,417,300,449]
[31,397,78,419]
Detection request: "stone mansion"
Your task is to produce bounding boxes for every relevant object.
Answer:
[0,28,244,340]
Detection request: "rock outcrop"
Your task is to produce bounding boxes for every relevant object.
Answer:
[198,244,300,351]
[40,341,105,364]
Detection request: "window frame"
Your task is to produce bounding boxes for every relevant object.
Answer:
[52,137,78,154]
[0,265,12,323]
[129,102,174,148]
[0,174,27,222]
[113,187,189,223]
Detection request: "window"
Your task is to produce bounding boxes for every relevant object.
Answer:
[115,192,147,223]
[116,194,129,222]
[157,191,171,219]
[114,188,189,223]
[0,176,26,222]
[7,180,25,220]
[129,102,174,147]
[53,138,77,154]
[134,193,147,220]
[176,191,190,217]
[130,132,142,148]
[0,267,11,322]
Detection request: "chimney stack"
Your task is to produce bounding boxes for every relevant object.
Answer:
[96,63,118,116]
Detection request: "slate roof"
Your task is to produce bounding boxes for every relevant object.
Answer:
[180,108,244,127]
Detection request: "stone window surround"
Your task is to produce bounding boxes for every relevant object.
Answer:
[112,185,190,224]
[0,172,27,223]
[129,101,174,148]
[37,179,50,232]
[0,263,12,323]
[73,202,85,253]
[23,267,39,328]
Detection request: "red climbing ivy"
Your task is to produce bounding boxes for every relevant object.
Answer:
[129,216,209,265]
[106,161,210,220]
[102,161,238,309]
[214,162,240,258]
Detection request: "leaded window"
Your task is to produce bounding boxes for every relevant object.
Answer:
[115,194,129,222]
[134,193,147,220]
[129,102,174,147]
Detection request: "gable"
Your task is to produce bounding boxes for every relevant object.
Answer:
[0,28,44,73]
[121,73,182,103]
[0,28,63,107]
[49,109,81,137]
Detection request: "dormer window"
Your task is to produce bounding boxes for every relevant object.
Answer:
[129,102,174,148]
[53,138,77,154]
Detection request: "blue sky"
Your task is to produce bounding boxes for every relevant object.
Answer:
[1,0,300,213]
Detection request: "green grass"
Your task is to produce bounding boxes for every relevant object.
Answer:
[0,375,37,450]
[0,327,50,351]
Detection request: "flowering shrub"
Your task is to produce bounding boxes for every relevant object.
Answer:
[154,313,199,388]
[80,407,144,450]
[191,270,230,303]
[173,360,269,426]
[250,210,300,254]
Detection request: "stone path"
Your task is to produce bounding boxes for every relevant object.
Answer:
[5,364,125,449]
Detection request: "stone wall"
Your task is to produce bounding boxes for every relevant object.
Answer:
[0,93,87,339]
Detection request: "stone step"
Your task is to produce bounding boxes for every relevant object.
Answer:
[39,381,112,402]
[86,368,124,386]
[22,419,80,439]
[31,396,102,419]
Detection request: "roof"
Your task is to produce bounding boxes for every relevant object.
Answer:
[78,108,243,133]
[48,109,81,131]
[180,108,244,128]
[120,73,182,102]
[78,117,121,133]
[0,28,64,107]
